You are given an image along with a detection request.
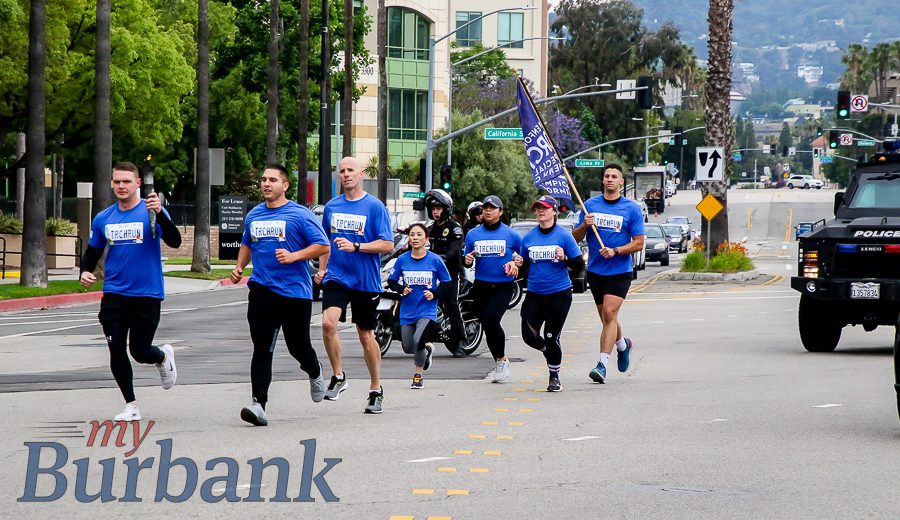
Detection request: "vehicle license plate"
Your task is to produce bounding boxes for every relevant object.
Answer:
[850,282,880,299]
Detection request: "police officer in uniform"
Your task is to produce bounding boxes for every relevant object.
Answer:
[424,189,468,357]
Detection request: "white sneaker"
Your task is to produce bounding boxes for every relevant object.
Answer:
[157,344,177,390]
[492,359,510,383]
[114,403,141,421]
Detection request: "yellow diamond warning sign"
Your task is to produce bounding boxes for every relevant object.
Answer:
[696,194,724,221]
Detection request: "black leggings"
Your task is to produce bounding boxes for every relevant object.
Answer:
[472,281,516,360]
[247,283,321,409]
[98,293,165,403]
[520,289,572,367]
[438,277,466,346]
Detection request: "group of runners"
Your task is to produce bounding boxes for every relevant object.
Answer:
[81,157,646,424]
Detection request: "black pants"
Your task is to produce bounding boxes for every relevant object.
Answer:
[98,293,165,403]
[247,283,321,409]
[520,289,573,367]
[438,276,466,348]
[472,280,516,360]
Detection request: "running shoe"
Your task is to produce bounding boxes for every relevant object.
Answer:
[452,340,468,358]
[309,363,326,403]
[617,337,633,373]
[589,362,607,384]
[547,375,561,392]
[423,343,434,371]
[114,403,141,422]
[157,344,177,390]
[411,373,424,389]
[492,359,510,383]
[240,400,268,426]
[324,374,349,401]
[364,389,384,414]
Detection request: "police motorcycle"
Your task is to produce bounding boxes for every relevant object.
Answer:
[374,223,484,357]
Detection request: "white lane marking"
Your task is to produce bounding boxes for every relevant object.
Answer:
[727,315,738,318]
[575,295,798,304]
[563,436,601,441]
[0,318,96,326]
[785,264,793,271]
[210,301,247,308]
[212,483,260,493]
[700,419,728,423]
[812,404,842,408]
[162,308,197,313]
[0,322,101,340]
[0,312,97,320]
[405,457,450,463]
[758,311,768,315]
[651,321,665,324]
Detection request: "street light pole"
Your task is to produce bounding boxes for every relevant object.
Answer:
[425,6,536,189]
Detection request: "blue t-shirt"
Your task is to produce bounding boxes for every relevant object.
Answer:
[241,201,329,300]
[521,224,583,295]
[464,223,522,283]
[322,193,393,293]
[89,201,169,299]
[578,196,645,276]
[388,251,451,325]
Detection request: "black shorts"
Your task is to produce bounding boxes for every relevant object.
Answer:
[587,271,632,303]
[322,280,380,331]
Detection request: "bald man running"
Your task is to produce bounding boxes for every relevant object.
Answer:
[315,157,394,414]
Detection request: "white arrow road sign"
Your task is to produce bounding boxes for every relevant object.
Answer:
[851,94,868,112]
[695,147,725,182]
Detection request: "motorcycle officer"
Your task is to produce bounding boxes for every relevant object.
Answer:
[464,201,483,235]
[424,189,468,358]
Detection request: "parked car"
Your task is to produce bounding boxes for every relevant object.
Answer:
[511,220,588,294]
[643,224,670,266]
[786,174,823,189]
[665,180,677,197]
[664,216,693,240]
[661,223,689,253]
[638,199,649,223]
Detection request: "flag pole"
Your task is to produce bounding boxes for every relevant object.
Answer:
[515,75,605,249]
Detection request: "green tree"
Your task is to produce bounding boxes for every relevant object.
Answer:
[450,42,514,84]
[777,122,793,154]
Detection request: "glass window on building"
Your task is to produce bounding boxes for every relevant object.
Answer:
[388,88,427,141]
[455,11,482,47]
[387,7,430,60]
[498,12,524,48]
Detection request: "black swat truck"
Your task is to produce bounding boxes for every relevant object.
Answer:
[790,153,900,418]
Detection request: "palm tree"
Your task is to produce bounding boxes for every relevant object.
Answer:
[868,43,895,102]
[840,43,870,94]
[376,0,388,202]
[93,0,112,218]
[297,0,309,203]
[192,0,211,274]
[341,0,353,158]
[703,0,732,251]
[266,0,280,163]
[22,0,48,288]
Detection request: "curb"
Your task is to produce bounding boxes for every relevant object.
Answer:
[208,276,250,289]
[670,269,761,282]
[0,291,103,312]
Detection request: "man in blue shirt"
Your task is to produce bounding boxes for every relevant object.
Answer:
[314,156,394,414]
[230,164,331,426]
[80,162,182,422]
[573,164,645,384]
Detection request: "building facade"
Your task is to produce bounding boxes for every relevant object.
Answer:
[350,0,549,167]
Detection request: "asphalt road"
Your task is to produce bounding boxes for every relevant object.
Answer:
[2,189,897,518]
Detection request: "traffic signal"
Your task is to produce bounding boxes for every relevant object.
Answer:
[813,148,820,158]
[418,158,427,192]
[828,130,839,149]
[637,76,653,110]
[673,126,684,147]
[836,91,851,119]
[782,146,789,157]
[816,126,823,137]
[439,164,452,191]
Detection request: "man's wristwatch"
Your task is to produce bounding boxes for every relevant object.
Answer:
[612,246,619,255]
[353,241,361,252]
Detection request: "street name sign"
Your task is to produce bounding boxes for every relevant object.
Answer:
[857,139,876,147]
[695,147,725,182]
[574,159,605,168]
[696,194,724,221]
[484,128,523,140]
[732,152,742,162]
[821,155,833,163]
[403,191,425,199]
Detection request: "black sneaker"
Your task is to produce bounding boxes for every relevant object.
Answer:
[324,374,348,400]
[452,340,468,358]
[364,389,384,414]
[423,344,434,371]
[547,376,561,392]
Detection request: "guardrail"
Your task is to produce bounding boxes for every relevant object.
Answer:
[0,234,82,280]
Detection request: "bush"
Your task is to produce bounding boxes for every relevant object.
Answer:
[709,251,755,273]
[680,251,708,272]
[46,218,77,236]
[0,212,23,234]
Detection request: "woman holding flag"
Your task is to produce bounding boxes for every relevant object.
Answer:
[519,195,585,392]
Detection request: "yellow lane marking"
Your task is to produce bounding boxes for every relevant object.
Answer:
[481,421,498,425]
[533,388,547,392]
[454,450,472,455]
[447,489,470,496]
[389,516,414,520]
[507,421,524,426]
[520,379,535,383]
[528,372,541,376]
[468,434,486,439]
[428,517,453,520]
[483,450,502,456]
[526,397,541,402]
[785,207,793,242]
[412,489,434,495]
[496,435,513,440]
[518,408,534,413]
[469,468,489,473]
[437,467,457,473]
[503,397,518,401]
[512,388,527,392]
[494,408,509,412]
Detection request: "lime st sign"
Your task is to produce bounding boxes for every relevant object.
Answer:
[484,128,523,140]
[574,159,605,168]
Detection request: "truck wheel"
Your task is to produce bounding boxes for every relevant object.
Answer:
[798,295,841,352]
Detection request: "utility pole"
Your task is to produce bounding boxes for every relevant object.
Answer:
[318,0,331,204]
